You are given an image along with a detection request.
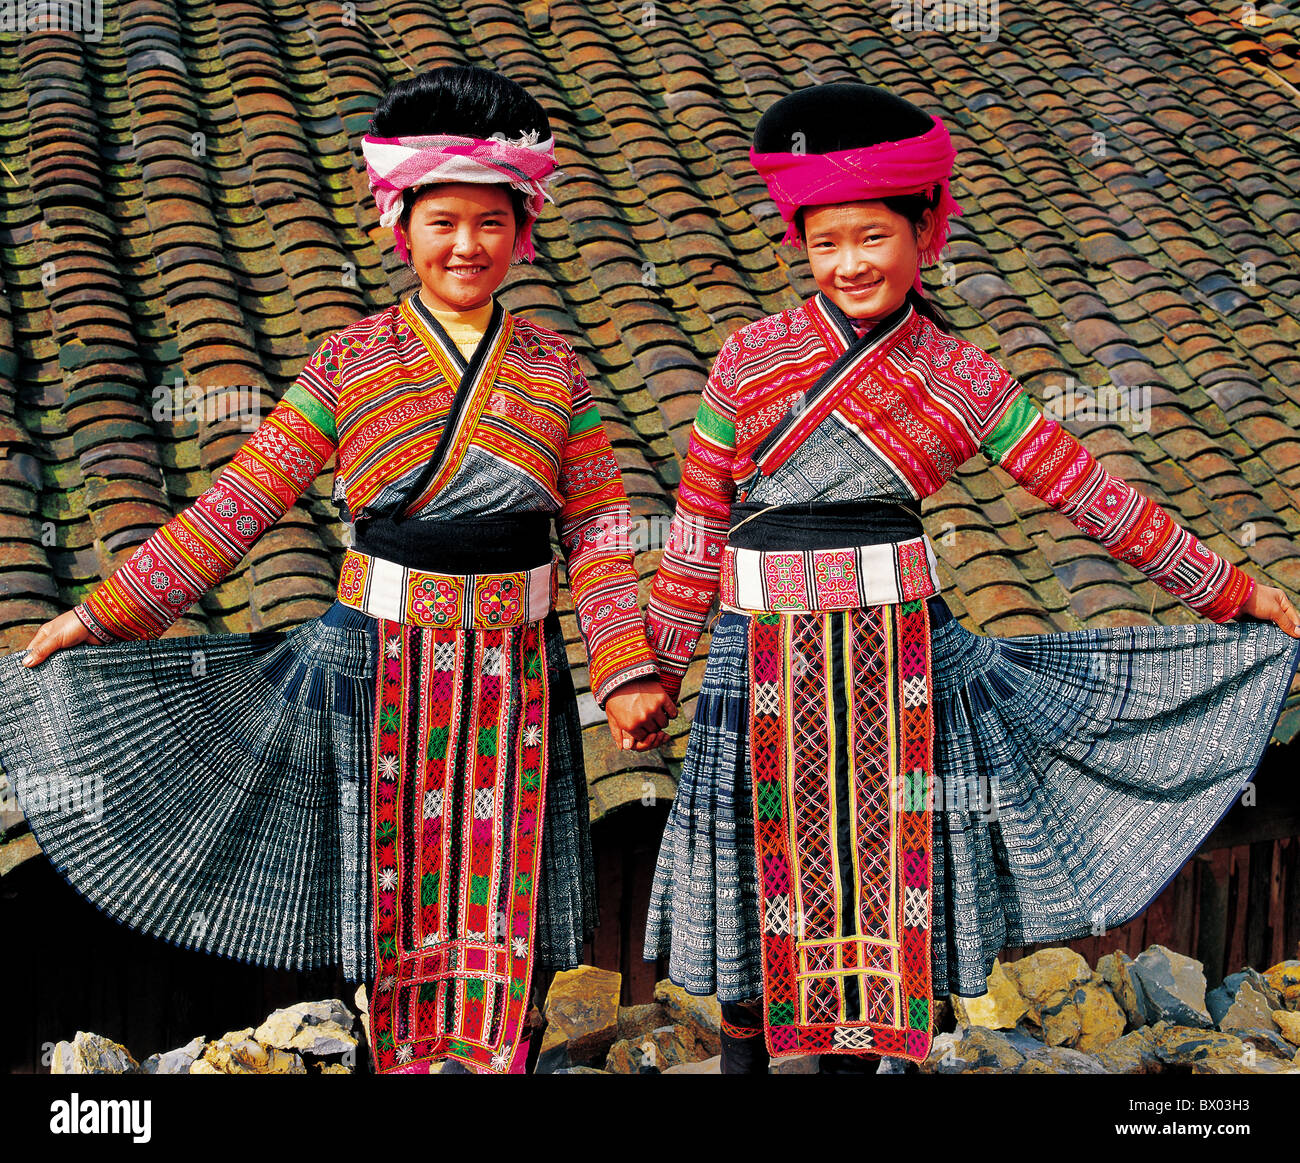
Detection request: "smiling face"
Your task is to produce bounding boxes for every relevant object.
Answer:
[801,200,935,322]
[400,182,517,312]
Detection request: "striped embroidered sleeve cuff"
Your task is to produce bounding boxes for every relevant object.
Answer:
[643,348,739,694]
[73,601,115,644]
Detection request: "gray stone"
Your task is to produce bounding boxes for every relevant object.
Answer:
[1153,1024,1253,1068]
[617,1002,669,1042]
[605,1024,696,1074]
[653,980,722,1057]
[1130,946,1213,1029]
[922,1026,1025,1073]
[540,965,621,1070]
[49,1032,139,1075]
[1230,1025,1299,1060]
[354,984,370,1047]
[1217,981,1279,1036]
[1091,1024,1166,1074]
[663,1055,722,1074]
[253,999,356,1057]
[1208,968,1285,1025]
[1097,950,1148,1029]
[141,1036,205,1075]
[770,1054,819,1074]
[0,832,40,878]
[1001,1022,1050,1056]
[1017,1045,1108,1074]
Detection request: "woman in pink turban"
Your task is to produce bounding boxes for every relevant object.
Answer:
[642,81,1300,1074]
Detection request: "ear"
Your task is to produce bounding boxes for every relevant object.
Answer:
[915,208,937,254]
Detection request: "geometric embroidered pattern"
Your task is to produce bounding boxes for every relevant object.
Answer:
[368,616,549,1074]
[748,599,935,1062]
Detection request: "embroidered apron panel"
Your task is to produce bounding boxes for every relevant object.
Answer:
[368,617,548,1073]
[748,599,934,1061]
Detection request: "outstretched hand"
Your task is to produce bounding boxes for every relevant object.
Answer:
[18,608,96,667]
[605,676,678,752]
[1240,584,1300,638]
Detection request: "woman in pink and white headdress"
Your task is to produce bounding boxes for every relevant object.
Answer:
[642,81,1300,1075]
[1,65,674,1077]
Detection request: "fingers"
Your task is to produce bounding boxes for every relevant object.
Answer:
[1270,592,1300,638]
[20,628,52,667]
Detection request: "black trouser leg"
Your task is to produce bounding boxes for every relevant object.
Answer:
[720,998,770,1074]
[817,1051,879,1073]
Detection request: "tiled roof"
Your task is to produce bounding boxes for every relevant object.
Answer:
[2,0,1300,821]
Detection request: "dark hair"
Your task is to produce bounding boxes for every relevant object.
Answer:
[793,189,953,334]
[753,82,934,154]
[369,66,550,240]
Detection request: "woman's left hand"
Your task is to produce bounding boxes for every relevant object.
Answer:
[604,676,677,751]
[1239,584,1300,637]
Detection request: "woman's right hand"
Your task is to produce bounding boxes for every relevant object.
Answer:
[19,609,96,667]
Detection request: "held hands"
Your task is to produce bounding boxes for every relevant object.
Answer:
[19,609,96,667]
[604,676,678,752]
[1240,584,1300,638]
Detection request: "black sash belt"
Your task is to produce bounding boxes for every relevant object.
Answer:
[728,499,924,551]
[352,512,553,573]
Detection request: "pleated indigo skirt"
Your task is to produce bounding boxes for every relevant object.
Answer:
[645,595,1300,1001]
[0,602,595,984]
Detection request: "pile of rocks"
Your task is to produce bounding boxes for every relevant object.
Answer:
[535,967,724,1074]
[917,945,1300,1075]
[49,999,361,1075]
[44,945,1300,1074]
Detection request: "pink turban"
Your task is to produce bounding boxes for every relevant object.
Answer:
[750,115,964,296]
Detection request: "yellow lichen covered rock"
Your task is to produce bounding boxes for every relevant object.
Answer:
[952,961,1029,1031]
[194,1028,306,1075]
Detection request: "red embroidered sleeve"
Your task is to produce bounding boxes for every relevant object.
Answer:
[75,337,341,641]
[979,387,1255,623]
[555,350,659,706]
[644,335,742,702]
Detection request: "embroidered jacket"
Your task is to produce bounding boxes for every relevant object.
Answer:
[646,294,1256,699]
[76,295,659,705]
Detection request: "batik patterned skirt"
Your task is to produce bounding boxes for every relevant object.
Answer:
[645,596,1300,1006]
[0,601,595,996]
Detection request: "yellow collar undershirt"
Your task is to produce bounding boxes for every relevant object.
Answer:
[418,292,496,363]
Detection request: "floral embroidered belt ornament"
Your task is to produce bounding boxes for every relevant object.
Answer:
[720,536,940,613]
[336,548,557,629]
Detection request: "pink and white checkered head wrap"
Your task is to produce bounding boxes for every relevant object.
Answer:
[361,129,557,264]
